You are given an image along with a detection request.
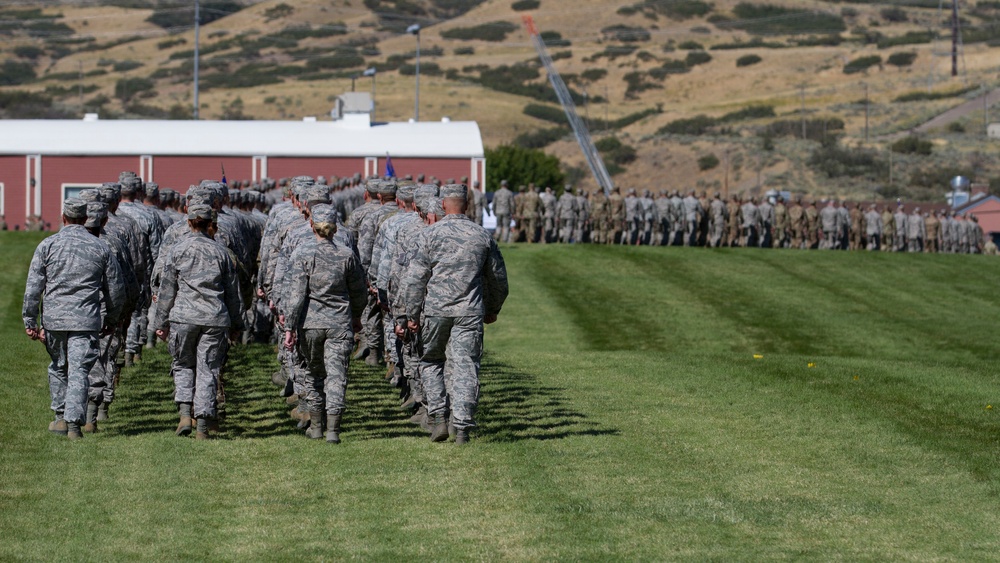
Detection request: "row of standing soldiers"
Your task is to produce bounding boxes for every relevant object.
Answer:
[489,184,990,253]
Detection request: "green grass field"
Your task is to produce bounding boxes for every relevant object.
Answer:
[2,232,1000,559]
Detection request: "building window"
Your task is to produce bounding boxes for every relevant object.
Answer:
[0,182,5,216]
[61,183,102,211]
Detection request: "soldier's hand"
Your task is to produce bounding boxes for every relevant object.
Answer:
[156,328,169,341]
[25,328,40,341]
[283,330,296,351]
[485,314,498,325]
[256,288,266,298]
[407,320,420,333]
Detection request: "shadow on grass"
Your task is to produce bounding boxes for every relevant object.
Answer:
[108,344,616,443]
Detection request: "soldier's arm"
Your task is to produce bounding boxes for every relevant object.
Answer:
[222,252,246,331]
[483,239,509,321]
[282,249,310,330]
[103,251,127,329]
[346,253,367,320]
[22,245,47,331]
[153,249,178,332]
[403,234,432,322]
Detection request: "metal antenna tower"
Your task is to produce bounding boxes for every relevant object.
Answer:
[523,15,614,196]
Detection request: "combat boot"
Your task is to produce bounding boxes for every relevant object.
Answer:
[296,404,311,430]
[67,422,83,441]
[400,394,417,414]
[176,403,193,436]
[285,393,299,406]
[83,401,99,433]
[325,413,342,444]
[352,344,370,361]
[384,362,396,381]
[145,330,156,349]
[133,352,142,363]
[305,411,324,439]
[364,352,381,368]
[48,416,68,435]
[195,418,210,440]
[454,428,470,445]
[270,369,287,388]
[429,414,449,443]
[96,403,108,422]
[123,352,134,367]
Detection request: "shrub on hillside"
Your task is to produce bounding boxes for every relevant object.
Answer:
[114,77,154,102]
[601,24,651,42]
[511,0,540,11]
[736,54,762,67]
[514,127,568,149]
[441,21,518,41]
[843,55,882,74]
[886,51,917,68]
[0,61,36,86]
[891,135,933,155]
[147,1,242,30]
[723,3,846,35]
[698,154,720,171]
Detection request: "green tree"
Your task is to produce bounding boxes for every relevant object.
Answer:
[484,145,565,194]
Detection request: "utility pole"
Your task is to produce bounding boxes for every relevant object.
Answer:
[193,0,200,119]
[723,149,730,199]
[951,0,959,77]
[985,84,990,136]
[406,24,421,121]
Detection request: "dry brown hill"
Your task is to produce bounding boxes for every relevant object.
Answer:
[2,0,1000,200]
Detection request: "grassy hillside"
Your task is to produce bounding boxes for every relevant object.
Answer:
[3,232,1000,558]
[4,1,1000,198]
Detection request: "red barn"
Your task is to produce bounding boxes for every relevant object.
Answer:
[956,195,1000,236]
[0,113,485,230]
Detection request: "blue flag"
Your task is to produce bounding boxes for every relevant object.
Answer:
[221,163,227,185]
[385,153,396,178]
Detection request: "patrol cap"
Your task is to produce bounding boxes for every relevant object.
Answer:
[378,180,398,197]
[85,202,108,228]
[302,185,331,206]
[120,176,142,195]
[230,191,242,205]
[397,182,417,202]
[63,198,87,219]
[79,189,102,203]
[441,184,468,200]
[160,188,175,202]
[188,204,214,221]
[417,195,444,215]
[310,203,338,225]
[99,183,122,203]
[366,179,381,195]
[118,171,137,183]
[145,182,159,199]
[186,188,214,207]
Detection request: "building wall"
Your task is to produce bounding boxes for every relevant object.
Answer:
[0,156,26,230]
[266,157,365,182]
[42,156,140,228]
[0,153,483,228]
[152,156,253,191]
[965,199,1000,234]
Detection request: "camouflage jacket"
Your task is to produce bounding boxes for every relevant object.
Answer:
[284,237,367,330]
[389,216,427,323]
[404,214,509,320]
[370,210,419,290]
[118,201,165,263]
[358,203,398,270]
[23,224,126,332]
[153,231,243,330]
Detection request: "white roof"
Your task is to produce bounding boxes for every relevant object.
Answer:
[0,116,484,158]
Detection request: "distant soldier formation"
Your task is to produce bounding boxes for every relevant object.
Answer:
[491,185,991,254]
[22,171,508,444]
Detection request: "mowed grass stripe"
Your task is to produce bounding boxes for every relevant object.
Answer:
[2,235,1000,558]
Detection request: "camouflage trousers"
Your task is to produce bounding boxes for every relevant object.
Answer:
[399,329,423,404]
[543,216,556,242]
[45,330,100,425]
[363,292,383,359]
[168,323,227,419]
[559,218,574,243]
[420,316,483,430]
[126,299,150,354]
[299,327,354,415]
[494,213,511,243]
[88,328,124,405]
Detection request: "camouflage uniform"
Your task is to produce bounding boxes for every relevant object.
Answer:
[608,188,625,244]
[708,194,727,248]
[24,211,125,429]
[404,201,508,437]
[285,228,366,418]
[557,187,578,244]
[590,189,610,245]
[154,226,244,421]
[492,183,515,243]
